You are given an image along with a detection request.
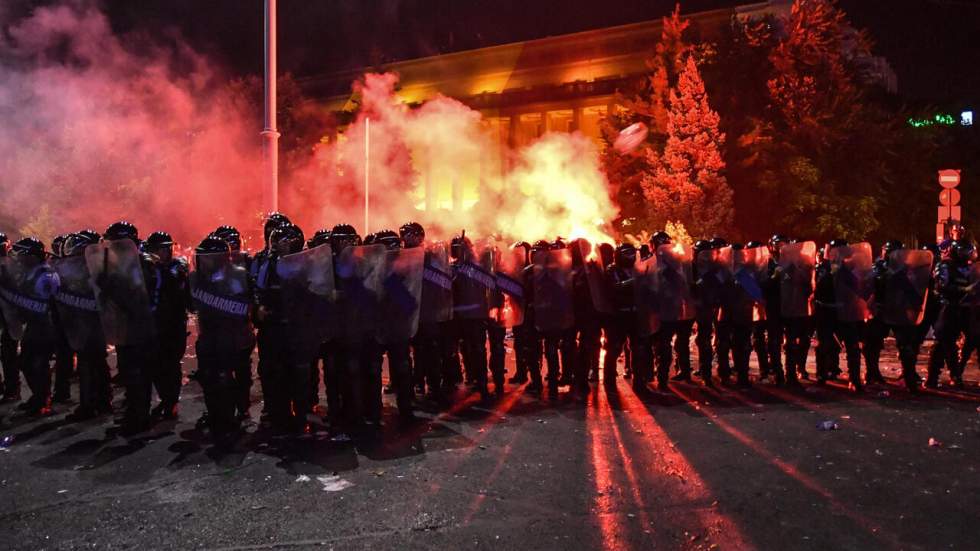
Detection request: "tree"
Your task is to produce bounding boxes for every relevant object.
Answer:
[642,56,733,237]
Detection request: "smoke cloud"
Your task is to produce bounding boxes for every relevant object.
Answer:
[0,2,261,246]
[287,72,619,245]
[1,2,619,250]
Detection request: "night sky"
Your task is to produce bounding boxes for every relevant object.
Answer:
[6,0,980,104]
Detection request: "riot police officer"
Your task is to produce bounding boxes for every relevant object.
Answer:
[815,239,863,390]
[255,222,313,433]
[4,238,60,416]
[450,233,493,400]
[250,213,291,424]
[144,231,191,419]
[603,243,641,389]
[60,230,114,421]
[693,239,726,387]
[192,235,255,446]
[927,240,973,389]
[863,240,905,384]
[101,221,159,435]
[763,235,789,385]
[0,233,22,403]
[50,234,75,404]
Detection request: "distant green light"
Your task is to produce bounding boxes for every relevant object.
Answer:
[908,113,958,128]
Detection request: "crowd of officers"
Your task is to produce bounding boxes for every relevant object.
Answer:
[0,213,976,446]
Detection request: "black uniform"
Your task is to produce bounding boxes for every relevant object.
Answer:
[151,257,191,416]
[927,259,969,387]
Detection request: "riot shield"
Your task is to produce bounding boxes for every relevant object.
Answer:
[968,264,980,338]
[0,257,34,340]
[734,246,770,322]
[336,244,387,342]
[634,253,660,337]
[379,246,424,344]
[84,239,155,346]
[420,242,453,324]
[494,245,526,328]
[577,239,614,314]
[826,243,874,322]
[779,241,817,318]
[532,248,575,332]
[883,249,933,327]
[655,244,696,322]
[52,254,101,351]
[277,244,337,359]
[453,243,494,321]
[191,253,253,320]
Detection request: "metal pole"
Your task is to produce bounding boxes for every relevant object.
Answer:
[364,117,370,234]
[261,0,280,213]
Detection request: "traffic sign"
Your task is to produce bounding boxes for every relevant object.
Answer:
[939,188,961,206]
[938,169,961,189]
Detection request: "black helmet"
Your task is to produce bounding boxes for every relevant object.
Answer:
[614,243,637,267]
[399,221,425,248]
[827,238,849,249]
[745,240,764,249]
[531,239,551,253]
[328,223,361,253]
[598,242,615,268]
[709,236,728,249]
[51,234,69,258]
[214,225,242,252]
[264,212,291,243]
[951,240,976,263]
[0,233,8,257]
[104,221,139,244]
[882,240,904,256]
[63,230,100,257]
[693,239,712,253]
[651,231,672,248]
[196,234,231,255]
[307,229,331,249]
[552,237,567,250]
[270,223,305,255]
[12,237,45,260]
[450,233,473,260]
[144,231,174,252]
[376,229,401,250]
[731,243,745,251]
[363,233,377,245]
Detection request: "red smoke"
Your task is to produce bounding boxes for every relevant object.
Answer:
[0,2,261,246]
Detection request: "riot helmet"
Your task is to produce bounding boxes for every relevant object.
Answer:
[12,237,46,262]
[329,223,361,253]
[63,230,100,257]
[650,231,672,248]
[376,229,402,250]
[399,222,426,249]
[104,221,139,245]
[270,223,305,256]
[307,229,331,249]
[614,243,637,268]
[214,225,242,252]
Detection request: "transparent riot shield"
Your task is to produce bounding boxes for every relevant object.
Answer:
[278,244,337,358]
[453,242,494,321]
[85,239,155,346]
[191,252,254,353]
[191,253,253,321]
[883,249,933,327]
[494,245,527,328]
[421,242,453,324]
[52,254,101,351]
[779,241,817,318]
[336,244,387,343]
[0,256,35,340]
[733,246,770,322]
[576,239,614,314]
[826,242,874,323]
[532,248,575,332]
[968,263,980,338]
[655,243,696,322]
[634,253,660,337]
[379,246,424,344]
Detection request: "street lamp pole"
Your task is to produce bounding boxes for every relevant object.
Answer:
[261,0,279,213]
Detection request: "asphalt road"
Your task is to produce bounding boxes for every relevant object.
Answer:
[1,339,979,551]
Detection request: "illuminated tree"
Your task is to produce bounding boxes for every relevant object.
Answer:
[642,56,733,237]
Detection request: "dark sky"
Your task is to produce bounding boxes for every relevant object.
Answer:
[10,0,980,104]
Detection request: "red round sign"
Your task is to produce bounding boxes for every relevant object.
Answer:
[940,188,961,206]
[938,169,961,189]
